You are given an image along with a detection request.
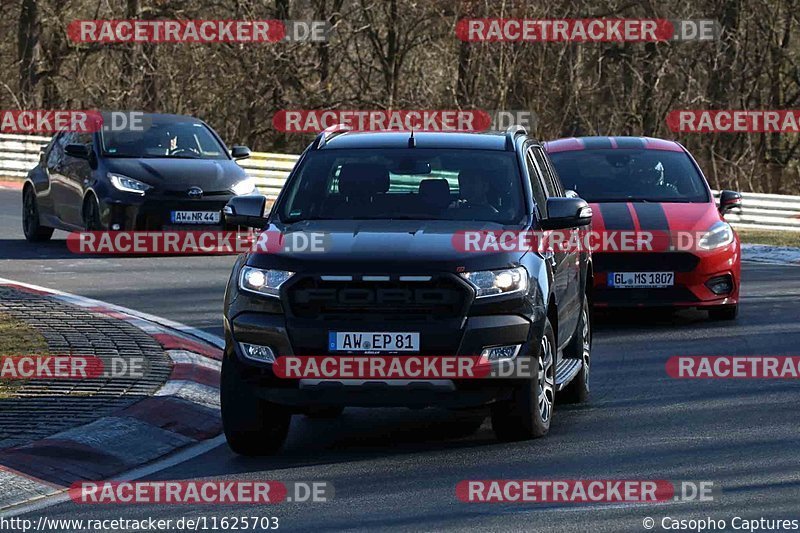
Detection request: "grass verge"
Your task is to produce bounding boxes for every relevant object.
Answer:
[0,312,48,398]
[736,229,800,247]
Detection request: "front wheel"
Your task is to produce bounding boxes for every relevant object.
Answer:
[22,187,54,242]
[220,356,291,456]
[82,195,103,231]
[491,318,555,442]
[560,295,591,404]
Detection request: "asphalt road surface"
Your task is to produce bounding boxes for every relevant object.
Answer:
[1,188,799,531]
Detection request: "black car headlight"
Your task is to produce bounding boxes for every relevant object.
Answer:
[108,173,151,195]
[698,221,734,250]
[460,266,528,298]
[239,266,294,298]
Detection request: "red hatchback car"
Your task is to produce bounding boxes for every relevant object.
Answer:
[544,136,742,320]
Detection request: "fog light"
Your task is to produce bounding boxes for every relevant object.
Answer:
[706,275,733,295]
[481,344,521,361]
[239,343,276,363]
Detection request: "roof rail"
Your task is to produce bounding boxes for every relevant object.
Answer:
[504,125,528,151]
[312,124,352,149]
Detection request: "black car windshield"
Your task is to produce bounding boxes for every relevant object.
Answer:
[548,148,710,203]
[278,148,525,223]
[100,120,228,160]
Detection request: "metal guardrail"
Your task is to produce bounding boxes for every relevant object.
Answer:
[239,151,300,198]
[1,133,798,232]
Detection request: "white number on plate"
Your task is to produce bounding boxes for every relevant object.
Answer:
[609,272,674,288]
[330,332,420,352]
[171,211,220,224]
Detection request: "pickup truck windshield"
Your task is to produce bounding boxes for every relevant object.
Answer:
[278,148,524,223]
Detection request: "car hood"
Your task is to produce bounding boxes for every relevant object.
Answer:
[104,158,248,193]
[590,201,722,233]
[246,219,530,274]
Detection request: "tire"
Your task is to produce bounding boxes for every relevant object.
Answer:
[220,356,291,456]
[491,318,555,442]
[560,295,591,404]
[82,195,103,231]
[22,187,54,242]
[709,304,738,321]
[304,406,345,419]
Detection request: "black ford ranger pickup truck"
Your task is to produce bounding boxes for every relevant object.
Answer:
[221,126,593,455]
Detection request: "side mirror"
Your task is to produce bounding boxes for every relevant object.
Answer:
[719,190,742,214]
[231,145,251,160]
[224,194,269,228]
[65,143,91,159]
[540,197,592,230]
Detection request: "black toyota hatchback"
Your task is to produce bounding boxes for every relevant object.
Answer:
[22,113,256,240]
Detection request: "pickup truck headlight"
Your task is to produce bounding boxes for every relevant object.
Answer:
[460,266,528,298]
[698,221,734,250]
[239,266,294,298]
[231,177,257,195]
[109,173,151,195]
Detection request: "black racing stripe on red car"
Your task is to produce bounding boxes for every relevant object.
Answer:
[598,203,634,230]
[632,203,670,231]
[580,137,614,150]
[612,137,646,149]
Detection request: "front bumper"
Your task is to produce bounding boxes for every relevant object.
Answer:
[99,193,236,230]
[226,311,539,409]
[592,244,741,308]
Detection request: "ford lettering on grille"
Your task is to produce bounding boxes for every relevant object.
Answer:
[293,288,459,306]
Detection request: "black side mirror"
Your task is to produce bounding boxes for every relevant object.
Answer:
[224,194,269,228]
[65,143,90,159]
[719,190,742,214]
[540,197,593,230]
[231,145,251,160]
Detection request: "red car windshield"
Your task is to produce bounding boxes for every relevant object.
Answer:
[548,148,710,203]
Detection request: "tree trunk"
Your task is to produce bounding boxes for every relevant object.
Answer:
[17,0,41,107]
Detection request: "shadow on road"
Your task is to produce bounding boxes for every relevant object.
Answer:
[0,238,84,260]
[594,307,712,329]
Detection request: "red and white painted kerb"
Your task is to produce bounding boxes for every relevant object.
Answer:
[0,277,223,512]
